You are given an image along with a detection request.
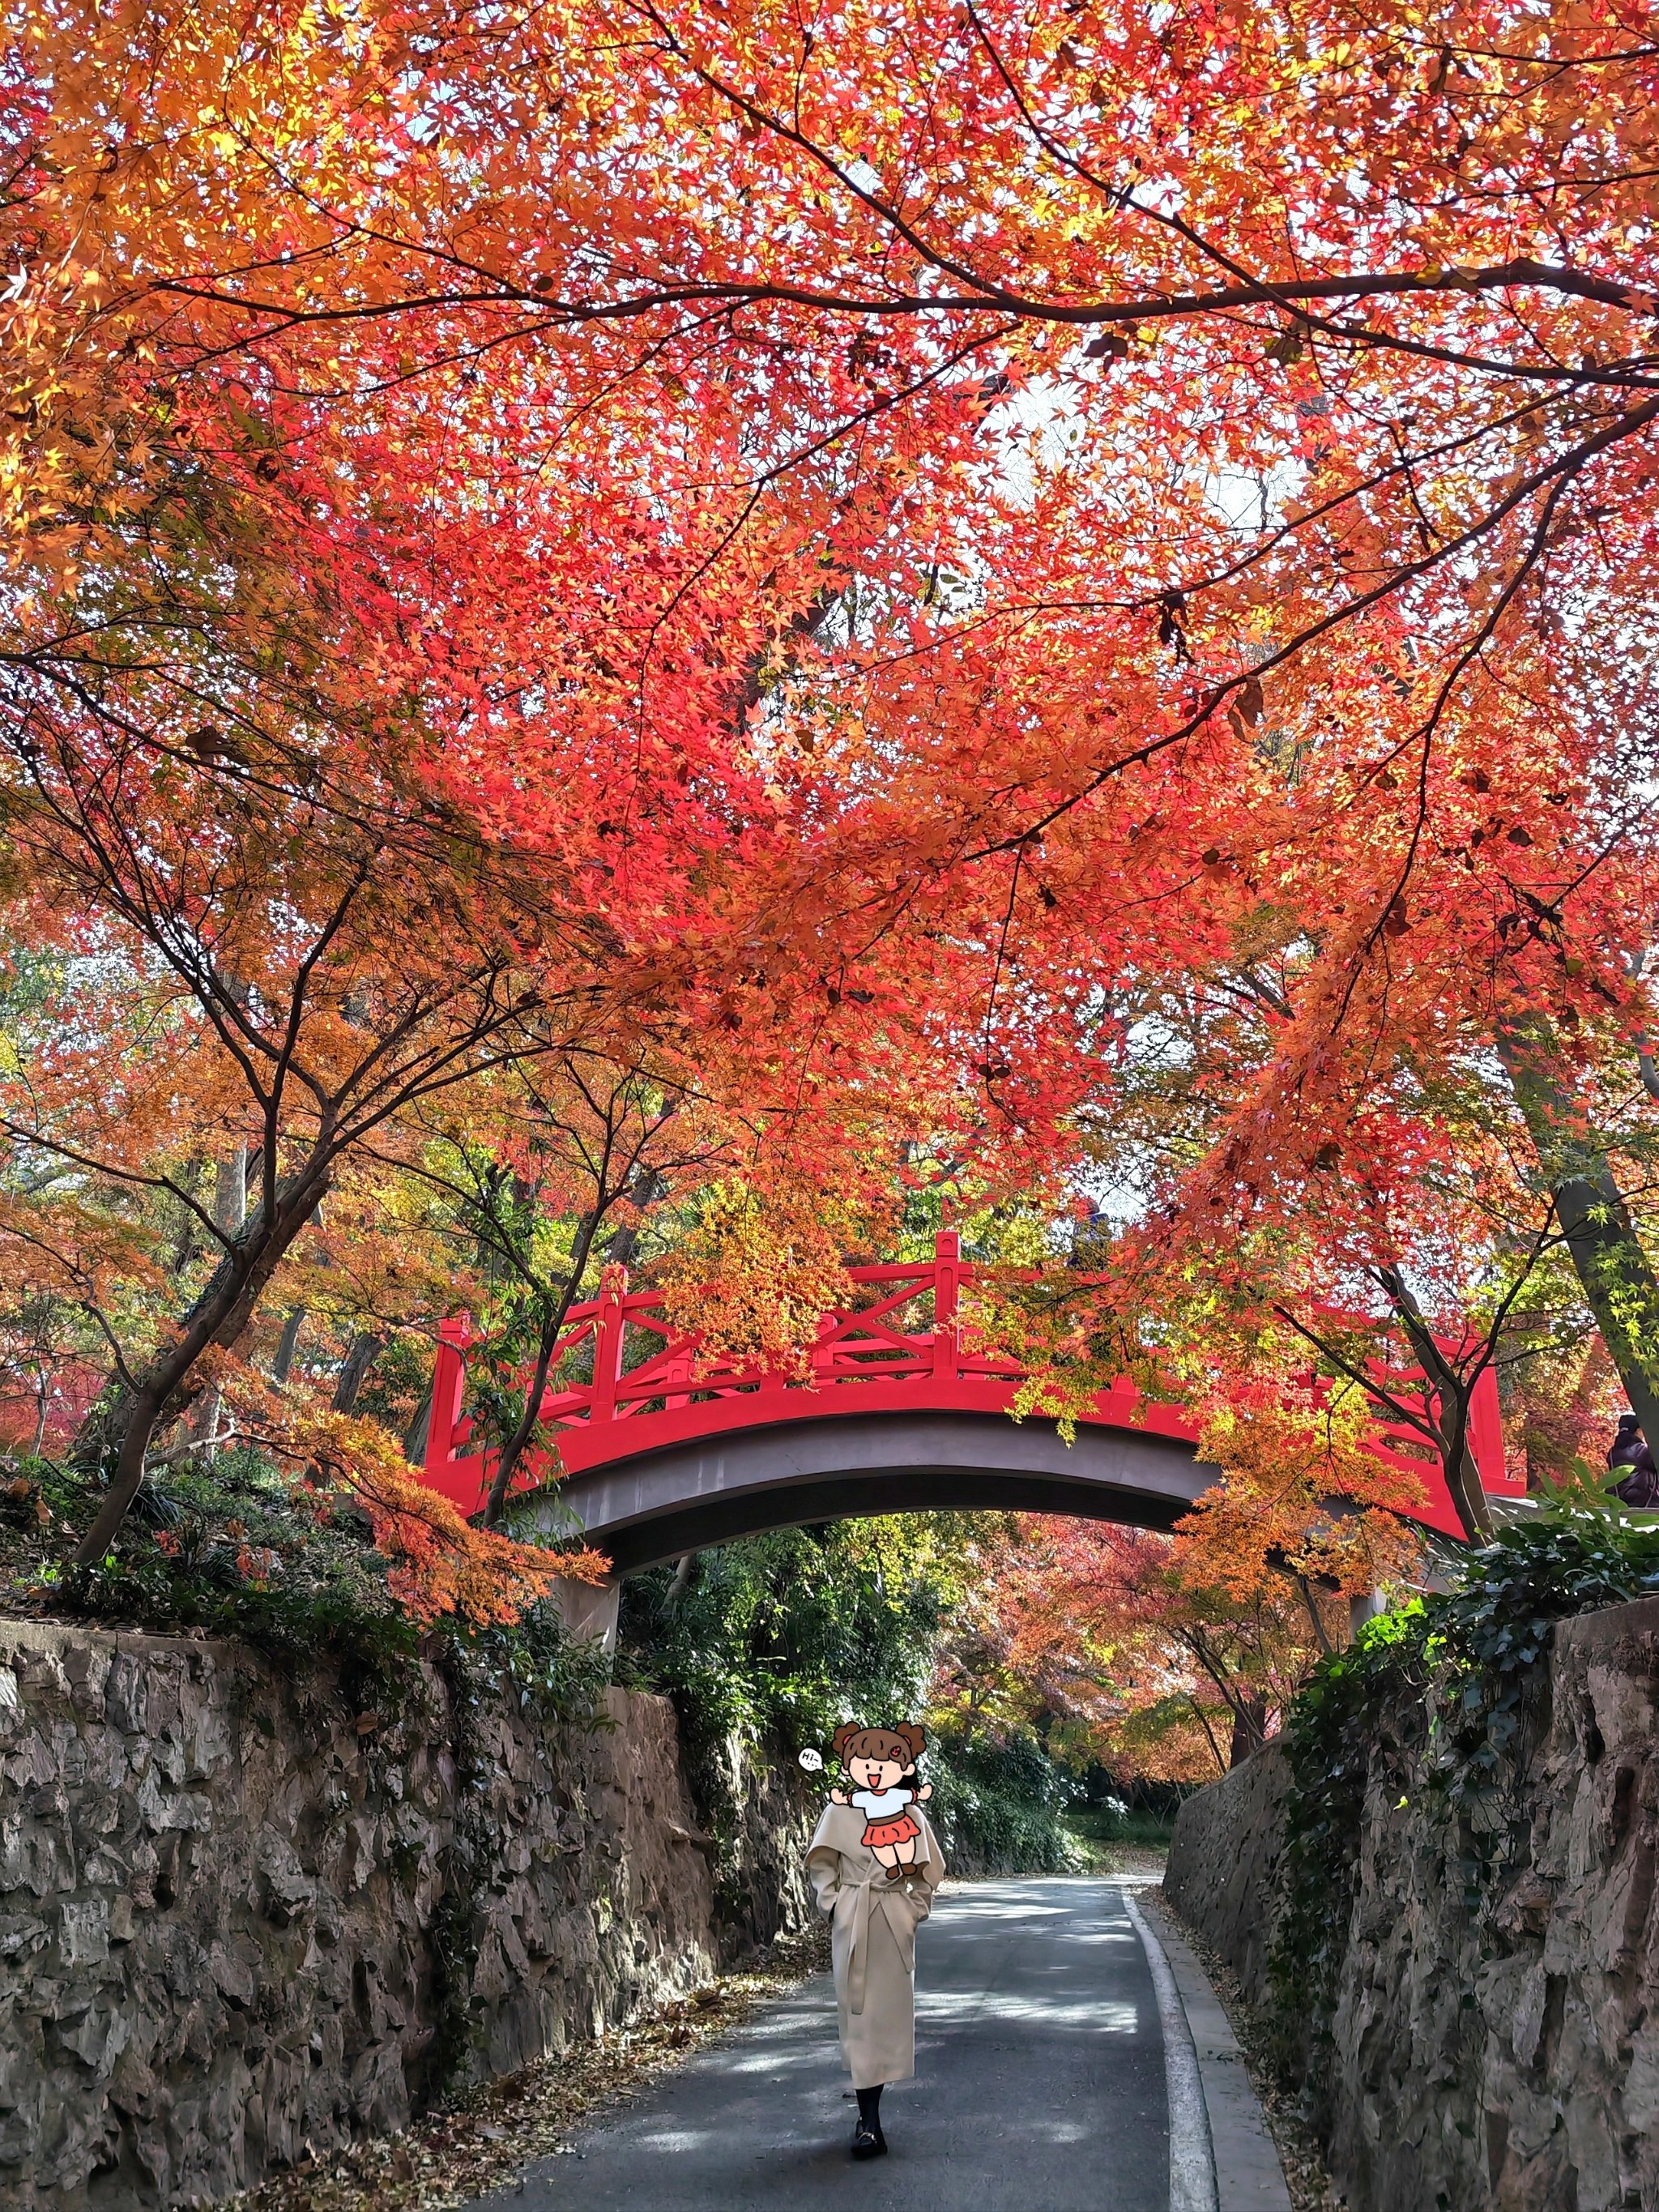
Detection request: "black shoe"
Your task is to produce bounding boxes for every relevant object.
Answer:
[851,2124,887,2160]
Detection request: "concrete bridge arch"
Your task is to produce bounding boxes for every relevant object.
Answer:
[532,1405,1219,1575]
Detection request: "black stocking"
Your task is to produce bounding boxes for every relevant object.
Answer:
[856,2085,884,2133]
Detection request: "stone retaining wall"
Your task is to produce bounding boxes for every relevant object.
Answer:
[1163,1593,1659,2212]
[1162,1737,1288,2006]
[0,1618,807,2210]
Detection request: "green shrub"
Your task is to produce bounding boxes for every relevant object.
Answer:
[926,1719,1080,1873]
[7,1447,420,1670]
[616,1520,1080,1873]
[2,1446,608,1715]
[616,1525,938,1833]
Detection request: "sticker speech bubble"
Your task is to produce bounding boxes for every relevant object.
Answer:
[797,1747,824,1772]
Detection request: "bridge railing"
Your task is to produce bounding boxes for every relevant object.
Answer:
[420,1230,1518,1535]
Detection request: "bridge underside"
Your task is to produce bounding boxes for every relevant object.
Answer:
[531,1409,1221,1574]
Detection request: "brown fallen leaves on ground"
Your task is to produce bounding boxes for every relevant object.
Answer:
[1151,1895,1344,2212]
[1092,1844,1170,1883]
[220,1922,833,2212]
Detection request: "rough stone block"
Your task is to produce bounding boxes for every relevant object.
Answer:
[0,1620,803,2210]
[1168,1594,1659,2212]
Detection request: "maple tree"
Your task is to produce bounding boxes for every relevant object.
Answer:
[408,1054,706,1524]
[938,1400,1427,1779]
[0,737,582,1555]
[8,0,1659,1676]
[968,916,1645,1547]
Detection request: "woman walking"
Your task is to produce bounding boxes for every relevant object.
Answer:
[805,1722,947,2159]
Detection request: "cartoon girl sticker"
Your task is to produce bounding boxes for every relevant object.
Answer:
[830,1721,933,1881]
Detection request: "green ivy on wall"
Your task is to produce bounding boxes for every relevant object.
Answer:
[1268,1503,1659,2110]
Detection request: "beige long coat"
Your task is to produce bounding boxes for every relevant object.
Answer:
[804,1800,946,2090]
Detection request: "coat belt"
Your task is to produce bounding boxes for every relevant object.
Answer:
[844,1874,917,2014]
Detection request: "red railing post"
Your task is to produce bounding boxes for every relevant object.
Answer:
[1465,1359,1513,1492]
[424,1318,477,1495]
[590,1268,627,1422]
[425,1319,471,1478]
[934,1229,960,1381]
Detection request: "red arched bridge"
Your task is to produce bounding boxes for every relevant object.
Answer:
[421,1232,1516,1574]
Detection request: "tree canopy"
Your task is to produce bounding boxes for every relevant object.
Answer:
[4,0,1659,1650]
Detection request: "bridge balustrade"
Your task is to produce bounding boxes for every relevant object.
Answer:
[419,1232,1518,1543]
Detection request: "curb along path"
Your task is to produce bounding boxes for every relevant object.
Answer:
[1130,1889,1294,2212]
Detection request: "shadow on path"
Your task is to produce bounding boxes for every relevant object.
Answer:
[470,1878,1169,2212]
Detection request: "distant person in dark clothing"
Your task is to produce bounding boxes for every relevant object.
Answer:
[1609,1413,1659,1507]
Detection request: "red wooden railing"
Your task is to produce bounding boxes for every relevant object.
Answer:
[421,1230,1518,1539]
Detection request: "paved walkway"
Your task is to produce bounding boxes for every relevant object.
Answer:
[469,1879,1173,2210]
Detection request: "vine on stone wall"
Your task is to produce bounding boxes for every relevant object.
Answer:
[1267,1505,1659,2112]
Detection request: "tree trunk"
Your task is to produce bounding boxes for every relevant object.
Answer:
[662,1549,697,1612]
[1498,1022,1659,1445]
[1376,1265,1493,1542]
[72,1164,334,1562]
[191,1146,251,1457]
[600,1166,669,1270]
[482,1310,561,1526]
[271,1307,305,1385]
[1187,1695,1228,1776]
[481,1206,608,1527]
[331,1331,384,1415]
[1436,1414,1493,1541]
[75,1381,174,1565]
[1229,1700,1267,1767]
[403,1382,433,1467]
[215,1146,249,1238]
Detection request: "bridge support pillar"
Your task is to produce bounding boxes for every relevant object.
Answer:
[549,1575,621,1653]
[1348,1588,1386,1640]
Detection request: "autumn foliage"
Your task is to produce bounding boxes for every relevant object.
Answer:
[928,1393,1431,1779]
[4,0,1659,1651]
[272,1407,603,1626]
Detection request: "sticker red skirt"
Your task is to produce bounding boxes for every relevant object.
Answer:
[860,1809,922,1851]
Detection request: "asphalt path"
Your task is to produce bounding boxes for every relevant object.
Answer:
[470,1878,1171,2212]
